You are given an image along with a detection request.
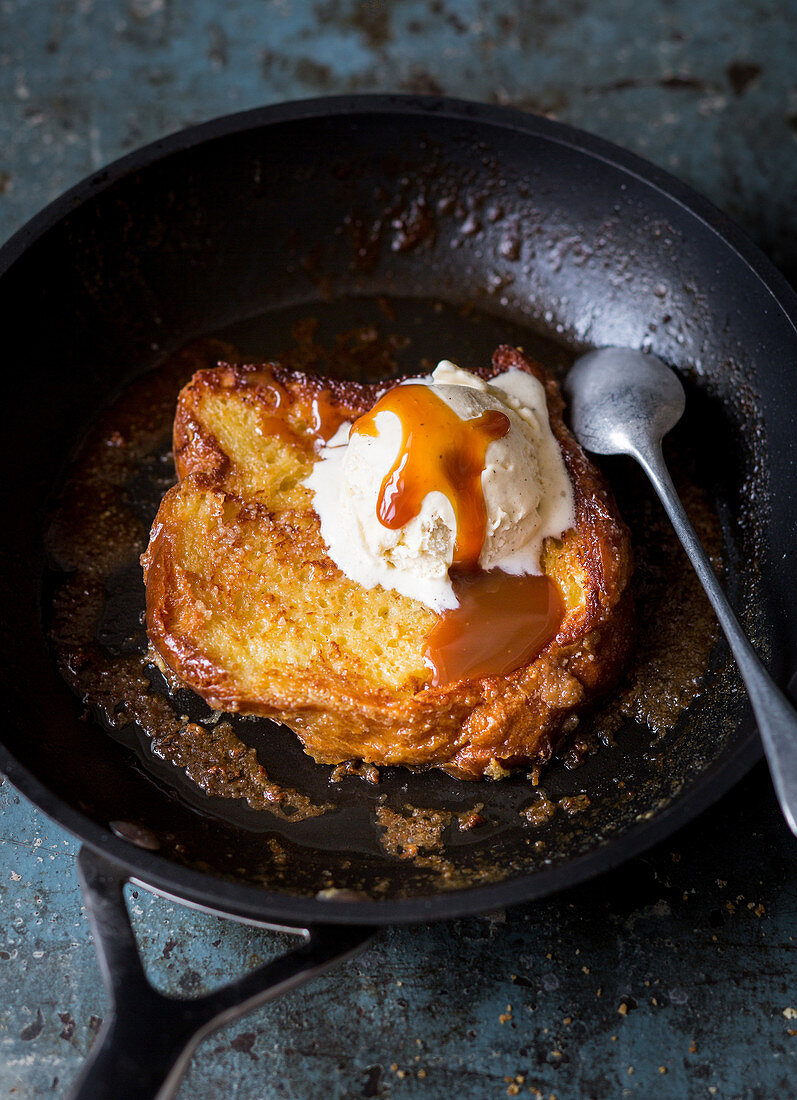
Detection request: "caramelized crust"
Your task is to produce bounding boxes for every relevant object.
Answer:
[143,347,634,780]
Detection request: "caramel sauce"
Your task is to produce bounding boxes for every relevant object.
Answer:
[306,387,347,442]
[352,381,564,686]
[425,570,565,685]
[352,384,510,569]
[233,367,344,445]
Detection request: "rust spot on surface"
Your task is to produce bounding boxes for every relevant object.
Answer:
[20,1008,43,1041]
[727,61,762,95]
[58,1012,75,1041]
[230,1031,259,1059]
[316,0,392,50]
[362,1064,383,1097]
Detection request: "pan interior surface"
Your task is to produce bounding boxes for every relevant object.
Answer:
[1,101,794,918]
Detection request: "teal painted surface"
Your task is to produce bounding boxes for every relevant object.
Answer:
[3,767,797,1097]
[1,0,797,1096]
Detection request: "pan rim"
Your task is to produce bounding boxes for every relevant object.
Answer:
[1,92,791,925]
[2,93,796,329]
[0,735,763,926]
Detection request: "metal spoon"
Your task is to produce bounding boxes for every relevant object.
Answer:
[565,347,797,836]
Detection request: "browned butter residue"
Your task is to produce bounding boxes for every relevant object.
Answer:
[374,805,466,884]
[592,474,723,740]
[520,789,591,827]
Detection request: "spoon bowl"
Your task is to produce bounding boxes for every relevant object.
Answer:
[565,347,685,459]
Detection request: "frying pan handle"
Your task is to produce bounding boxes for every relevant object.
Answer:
[67,847,374,1100]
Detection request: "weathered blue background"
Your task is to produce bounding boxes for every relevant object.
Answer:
[2,1,796,1096]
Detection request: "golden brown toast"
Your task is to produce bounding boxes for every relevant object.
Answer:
[142,346,633,780]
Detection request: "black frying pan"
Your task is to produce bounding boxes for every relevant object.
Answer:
[1,96,796,1098]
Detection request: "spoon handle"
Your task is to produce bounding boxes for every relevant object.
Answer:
[636,440,797,836]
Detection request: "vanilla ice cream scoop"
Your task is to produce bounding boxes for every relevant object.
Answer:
[304,360,575,612]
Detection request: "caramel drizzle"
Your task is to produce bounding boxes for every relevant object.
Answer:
[229,367,345,445]
[352,384,510,570]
